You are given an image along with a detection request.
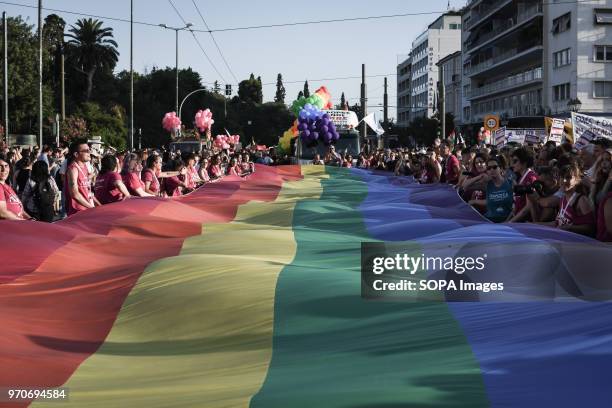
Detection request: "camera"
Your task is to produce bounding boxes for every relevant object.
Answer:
[513,180,544,196]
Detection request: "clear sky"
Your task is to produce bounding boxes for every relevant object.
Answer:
[2,0,467,120]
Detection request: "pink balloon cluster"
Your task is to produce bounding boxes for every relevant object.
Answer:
[213,135,240,150]
[195,109,214,132]
[162,112,182,133]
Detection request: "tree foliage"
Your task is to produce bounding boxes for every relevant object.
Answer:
[238,73,263,104]
[303,81,310,98]
[65,18,119,101]
[0,17,54,134]
[274,73,285,104]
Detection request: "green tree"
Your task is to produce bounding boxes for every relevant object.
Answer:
[274,73,285,104]
[238,73,262,104]
[60,115,88,142]
[65,18,119,101]
[0,16,54,134]
[340,92,346,109]
[303,81,310,98]
[408,116,439,146]
[76,102,127,150]
[297,91,304,100]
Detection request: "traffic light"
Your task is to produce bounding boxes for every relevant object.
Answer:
[225,84,232,96]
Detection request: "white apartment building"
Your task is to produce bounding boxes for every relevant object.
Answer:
[438,51,463,124]
[396,57,412,127]
[464,0,545,125]
[405,12,462,123]
[544,0,612,117]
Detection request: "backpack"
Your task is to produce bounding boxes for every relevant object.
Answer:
[33,178,58,222]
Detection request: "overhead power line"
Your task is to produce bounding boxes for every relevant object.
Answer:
[166,0,226,82]
[191,0,238,83]
[0,0,596,34]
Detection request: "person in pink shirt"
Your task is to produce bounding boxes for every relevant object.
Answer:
[208,155,223,180]
[64,138,97,216]
[121,153,154,197]
[227,157,242,176]
[342,154,353,168]
[142,154,162,196]
[0,158,30,220]
[183,154,201,191]
[440,141,460,185]
[554,162,595,237]
[510,147,538,222]
[163,159,190,197]
[198,157,211,183]
[95,154,131,204]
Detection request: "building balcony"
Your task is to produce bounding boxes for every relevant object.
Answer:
[466,3,543,54]
[473,104,544,122]
[467,44,543,78]
[469,67,542,100]
[466,0,513,31]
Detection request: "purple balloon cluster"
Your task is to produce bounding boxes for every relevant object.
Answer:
[298,104,340,146]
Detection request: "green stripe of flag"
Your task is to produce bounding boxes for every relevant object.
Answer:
[250,167,488,408]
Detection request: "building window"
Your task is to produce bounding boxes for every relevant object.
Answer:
[449,23,462,30]
[594,45,612,62]
[595,9,612,25]
[594,81,612,98]
[553,48,571,68]
[553,83,571,101]
[552,12,571,34]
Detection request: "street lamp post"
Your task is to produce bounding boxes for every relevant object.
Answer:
[159,23,192,114]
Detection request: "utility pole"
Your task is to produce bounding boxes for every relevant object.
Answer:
[175,30,178,114]
[38,0,43,147]
[360,64,367,149]
[3,12,8,145]
[383,77,388,124]
[130,0,134,150]
[159,23,192,115]
[60,47,65,120]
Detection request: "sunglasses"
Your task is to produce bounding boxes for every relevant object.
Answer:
[487,165,499,170]
[79,149,91,153]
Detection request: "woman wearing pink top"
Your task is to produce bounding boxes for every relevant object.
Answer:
[94,154,131,204]
[121,153,154,197]
[163,159,190,197]
[554,162,595,237]
[182,154,201,191]
[142,155,162,196]
[0,158,30,220]
[198,157,211,183]
[227,157,242,176]
[208,155,223,180]
[241,153,255,175]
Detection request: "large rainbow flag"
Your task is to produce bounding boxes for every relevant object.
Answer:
[2,165,612,407]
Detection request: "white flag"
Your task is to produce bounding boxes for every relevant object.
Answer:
[362,113,385,136]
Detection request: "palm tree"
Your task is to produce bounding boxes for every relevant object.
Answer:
[65,18,119,101]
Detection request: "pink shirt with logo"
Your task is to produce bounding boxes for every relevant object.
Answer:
[94,172,123,204]
[0,183,24,218]
[64,161,92,216]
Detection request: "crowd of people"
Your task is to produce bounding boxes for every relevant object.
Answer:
[321,137,611,242]
[2,135,611,242]
[0,139,279,221]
